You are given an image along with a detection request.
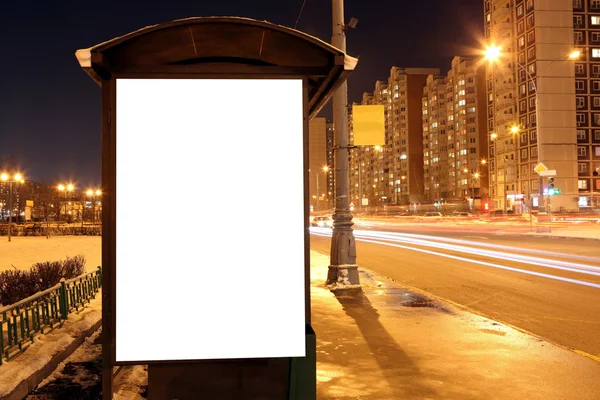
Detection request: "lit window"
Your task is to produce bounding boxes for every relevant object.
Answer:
[592,16,600,25]
[593,48,600,58]
[578,179,588,189]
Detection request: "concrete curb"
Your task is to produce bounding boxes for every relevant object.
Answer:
[4,318,102,400]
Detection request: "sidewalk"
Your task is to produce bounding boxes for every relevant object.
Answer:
[310,251,600,400]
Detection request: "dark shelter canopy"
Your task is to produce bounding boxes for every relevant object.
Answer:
[75,16,358,119]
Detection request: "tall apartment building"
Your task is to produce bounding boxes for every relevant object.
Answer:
[309,117,330,212]
[485,0,579,212]
[423,57,489,204]
[573,0,600,207]
[350,67,440,207]
[422,75,449,201]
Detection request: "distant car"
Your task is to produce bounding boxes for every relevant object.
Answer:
[311,215,333,228]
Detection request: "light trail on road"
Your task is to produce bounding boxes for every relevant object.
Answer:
[310,228,600,289]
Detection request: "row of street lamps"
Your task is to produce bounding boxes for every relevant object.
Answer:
[56,183,102,224]
[0,174,102,242]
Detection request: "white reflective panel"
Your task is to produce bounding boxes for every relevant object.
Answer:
[115,79,306,362]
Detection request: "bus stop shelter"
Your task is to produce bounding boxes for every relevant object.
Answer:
[76,16,357,400]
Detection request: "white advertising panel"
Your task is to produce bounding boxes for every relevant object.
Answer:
[115,79,306,362]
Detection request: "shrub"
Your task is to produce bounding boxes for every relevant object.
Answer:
[0,270,41,306]
[0,255,87,306]
[61,255,86,278]
[31,261,63,291]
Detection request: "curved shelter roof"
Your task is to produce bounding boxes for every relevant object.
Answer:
[75,16,358,119]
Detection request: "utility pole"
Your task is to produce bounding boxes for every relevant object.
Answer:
[328,0,359,286]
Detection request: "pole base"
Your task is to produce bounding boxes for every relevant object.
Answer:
[326,265,360,288]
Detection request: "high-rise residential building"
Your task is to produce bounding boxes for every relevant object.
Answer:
[423,57,490,204]
[484,0,579,212]
[350,68,440,208]
[572,0,600,207]
[309,117,330,212]
[423,75,449,201]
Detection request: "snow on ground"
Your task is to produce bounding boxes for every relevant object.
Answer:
[0,236,101,272]
[0,290,101,398]
[114,365,148,399]
[28,327,103,399]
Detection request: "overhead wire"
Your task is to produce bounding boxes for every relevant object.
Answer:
[294,0,308,29]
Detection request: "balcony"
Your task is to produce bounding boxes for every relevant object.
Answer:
[495,97,516,108]
[492,5,511,19]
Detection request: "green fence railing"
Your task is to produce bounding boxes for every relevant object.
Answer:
[0,266,102,365]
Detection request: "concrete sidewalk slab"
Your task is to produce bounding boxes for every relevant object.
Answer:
[310,251,600,400]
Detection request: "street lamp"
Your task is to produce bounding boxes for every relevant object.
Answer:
[463,168,480,210]
[86,189,102,225]
[57,183,74,224]
[485,45,580,212]
[1,172,25,242]
[311,166,330,212]
[328,0,360,286]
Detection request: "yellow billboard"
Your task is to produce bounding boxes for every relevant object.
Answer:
[352,105,385,146]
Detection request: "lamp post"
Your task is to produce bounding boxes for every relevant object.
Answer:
[462,168,479,211]
[87,189,101,225]
[329,0,360,286]
[1,172,25,242]
[485,46,580,213]
[57,183,74,225]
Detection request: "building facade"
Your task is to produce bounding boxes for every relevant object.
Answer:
[309,117,331,212]
[485,0,579,212]
[573,0,600,207]
[423,57,489,206]
[350,68,440,208]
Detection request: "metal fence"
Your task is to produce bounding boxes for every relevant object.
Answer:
[0,266,102,364]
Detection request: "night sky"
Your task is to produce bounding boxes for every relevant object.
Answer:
[0,0,483,185]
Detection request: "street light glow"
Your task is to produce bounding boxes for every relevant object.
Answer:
[14,173,22,181]
[569,50,581,59]
[67,184,74,191]
[1,173,8,181]
[481,159,487,165]
[474,173,480,179]
[484,45,501,62]
[511,125,520,134]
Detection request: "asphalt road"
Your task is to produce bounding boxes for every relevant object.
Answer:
[310,223,600,359]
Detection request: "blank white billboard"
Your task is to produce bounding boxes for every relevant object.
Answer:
[115,78,306,362]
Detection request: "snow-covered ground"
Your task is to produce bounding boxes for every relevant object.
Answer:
[0,290,101,398]
[0,236,101,272]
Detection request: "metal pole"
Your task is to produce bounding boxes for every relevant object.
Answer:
[8,181,12,242]
[328,0,359,286]
[471,177,475,210]
[358,163,362,212]
[316,172,320,212]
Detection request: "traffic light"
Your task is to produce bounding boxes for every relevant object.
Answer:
[548,177,555,190]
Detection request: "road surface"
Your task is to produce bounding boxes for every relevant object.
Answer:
[310,224,600,359]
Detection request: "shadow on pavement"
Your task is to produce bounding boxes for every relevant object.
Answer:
[333,288,438,399]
